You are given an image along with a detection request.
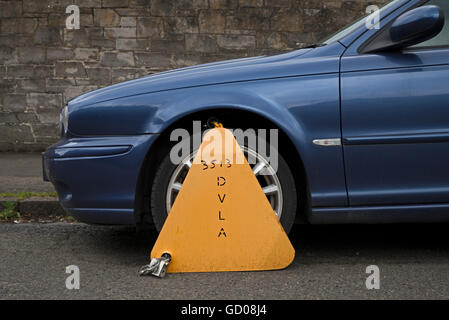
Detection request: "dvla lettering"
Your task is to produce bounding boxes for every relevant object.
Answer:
[217,176,226,186]
[181,304,215,317]
[218,193,226,203]
[218,228,227,238]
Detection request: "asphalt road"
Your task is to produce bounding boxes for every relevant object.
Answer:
[1,222,449,299]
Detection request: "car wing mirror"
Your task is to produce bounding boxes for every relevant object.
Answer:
[360,5,445,54]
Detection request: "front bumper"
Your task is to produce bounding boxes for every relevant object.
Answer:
[43,134,158,225]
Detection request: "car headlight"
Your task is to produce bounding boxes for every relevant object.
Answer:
[60,105,69,136]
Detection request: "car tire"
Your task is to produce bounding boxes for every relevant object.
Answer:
[150,134,298,234]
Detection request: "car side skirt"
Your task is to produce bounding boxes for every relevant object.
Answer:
[310,203,449,224]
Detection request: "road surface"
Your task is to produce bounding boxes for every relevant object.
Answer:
[1,222,449,299]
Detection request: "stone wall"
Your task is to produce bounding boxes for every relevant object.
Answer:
[0,0,388,151]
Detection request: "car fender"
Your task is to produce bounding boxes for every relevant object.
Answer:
[139,76,347,208]
[151,86,306,148]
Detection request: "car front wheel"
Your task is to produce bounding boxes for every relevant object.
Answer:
[150,135,297,234]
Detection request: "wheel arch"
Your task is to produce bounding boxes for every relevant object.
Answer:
[134,106,310,227]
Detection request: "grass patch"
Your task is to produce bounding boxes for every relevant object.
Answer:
[0,192,77,224]
[0,191,57,200]
[0,201,20,221]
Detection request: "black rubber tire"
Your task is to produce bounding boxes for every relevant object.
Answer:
[150,136,298,234]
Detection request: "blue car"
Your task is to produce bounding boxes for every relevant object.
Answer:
[43,0,449,234]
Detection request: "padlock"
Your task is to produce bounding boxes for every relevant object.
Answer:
[139,253,172,278]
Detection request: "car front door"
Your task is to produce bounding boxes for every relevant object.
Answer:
[340,0,449,206]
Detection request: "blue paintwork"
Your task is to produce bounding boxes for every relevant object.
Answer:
[43,135,157,224]
[390,5,442,42]
[44,0,449,225]
[340,0,449,208]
